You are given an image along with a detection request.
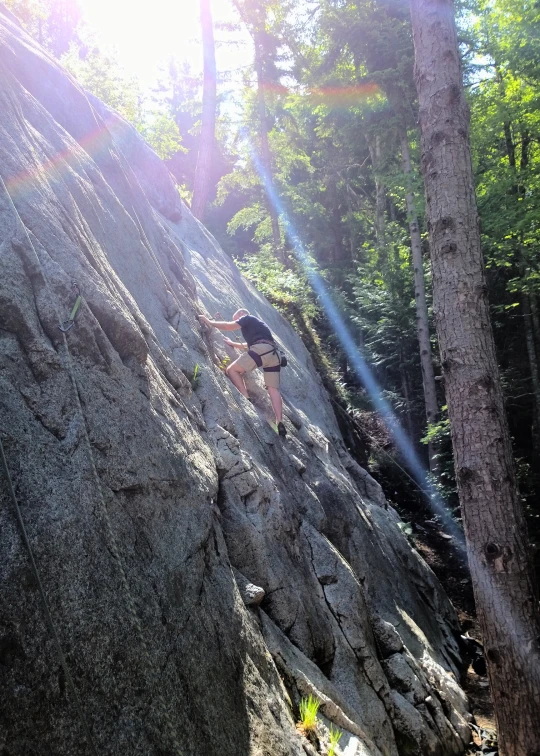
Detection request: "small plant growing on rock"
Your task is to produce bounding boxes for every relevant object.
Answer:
[328,724,342,755]
[298,695,320,734]
[190,363,200,390]
[218,355,231,372]
[397,520,414,542]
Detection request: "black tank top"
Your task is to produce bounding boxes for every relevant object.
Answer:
[237,315,274,348]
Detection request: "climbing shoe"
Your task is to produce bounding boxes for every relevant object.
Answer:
[277,422,287,437]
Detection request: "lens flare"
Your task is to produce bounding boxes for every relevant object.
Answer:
[242,129,463,544]
[244,131,540,668]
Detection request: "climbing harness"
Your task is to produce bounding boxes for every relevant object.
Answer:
[247,340,288,370]
[246,339,282,378]
[201,324,289,446]
[58,281,82,332]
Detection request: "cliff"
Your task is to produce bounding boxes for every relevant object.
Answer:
[0,8,471,756]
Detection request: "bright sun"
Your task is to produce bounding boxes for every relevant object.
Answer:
[78,0,247,88]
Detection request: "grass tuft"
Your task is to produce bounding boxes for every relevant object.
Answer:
[298,695,320,733]
[190,363,200,390]
[328,724,342,755]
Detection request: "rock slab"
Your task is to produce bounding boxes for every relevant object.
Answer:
[0,9,470,756]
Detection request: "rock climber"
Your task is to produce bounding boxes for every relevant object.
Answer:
[198,309,286,437]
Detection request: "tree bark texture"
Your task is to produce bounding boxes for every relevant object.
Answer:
[401,131,440,474]
[409,1,540,753]
[191,0,217,222]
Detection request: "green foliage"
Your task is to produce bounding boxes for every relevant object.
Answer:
[328,724,343,756]
[6,0,82,57]
[298,695,320,732]
[24,0,540,536]
[9,0,185,161]
[63,42,183,160]
[139,112,184,161]
[421,408,457,502]
[63,42,144,125]
[237,247,319,321]
[421,415,450,447]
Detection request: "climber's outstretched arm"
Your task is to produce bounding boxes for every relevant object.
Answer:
[198,315,240,331]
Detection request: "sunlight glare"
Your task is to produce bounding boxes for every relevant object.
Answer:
[78,0,246,87]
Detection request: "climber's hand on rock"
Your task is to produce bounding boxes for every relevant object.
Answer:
[198,315,211,328]
[223,337,237,348]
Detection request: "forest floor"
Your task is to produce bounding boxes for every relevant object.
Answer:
[406,511,498,754]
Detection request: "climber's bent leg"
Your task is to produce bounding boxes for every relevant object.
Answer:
[226,358,251,398]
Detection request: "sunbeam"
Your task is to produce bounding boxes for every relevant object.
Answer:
[242,129,465,544]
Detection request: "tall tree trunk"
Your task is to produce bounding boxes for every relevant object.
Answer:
[520,130,531,172]
[367,133,387,269]
[400,131,440,474]
[410,1,540,753]
[500,94,539,453]
[400,343,415,441]
[345,185,357,261]
[530,295,540,354]
[503,121,516,170]
[232,0,282,259]
[253,34,282,259]
[522,290,540,452]
[191,0,217,221]
[520,249,540,454]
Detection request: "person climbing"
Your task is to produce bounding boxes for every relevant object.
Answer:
[198,309,287,437]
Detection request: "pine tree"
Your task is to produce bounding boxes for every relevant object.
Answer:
[232,0,283,260]
[410,0,540,751]
[400,129,439,474]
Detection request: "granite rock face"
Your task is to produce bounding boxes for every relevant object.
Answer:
[0,9,470,756]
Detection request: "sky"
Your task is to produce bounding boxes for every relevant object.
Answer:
[77,0,251,91]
